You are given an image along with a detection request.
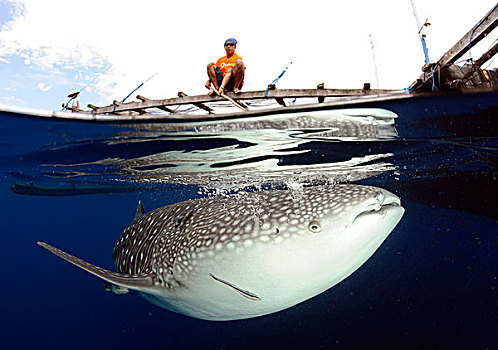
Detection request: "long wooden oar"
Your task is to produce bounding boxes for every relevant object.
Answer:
[221,92,248,111]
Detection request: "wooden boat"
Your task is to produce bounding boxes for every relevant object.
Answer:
[85,87,407,121]
[2,4,496,124]
[71,4,496,122]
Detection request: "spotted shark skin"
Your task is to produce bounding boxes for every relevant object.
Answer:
[38,184,404,321]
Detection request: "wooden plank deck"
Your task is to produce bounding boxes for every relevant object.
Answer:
[87,88,399,115]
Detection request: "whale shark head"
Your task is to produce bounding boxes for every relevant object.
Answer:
[38,184,404,321]
[178,185,405,319]
[280,186,404,292]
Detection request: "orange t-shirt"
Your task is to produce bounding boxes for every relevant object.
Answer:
[216,53,243,76]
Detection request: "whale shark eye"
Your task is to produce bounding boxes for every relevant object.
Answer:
[308,220,321,233]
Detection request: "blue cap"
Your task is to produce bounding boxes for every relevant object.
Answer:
[224,38,237,46]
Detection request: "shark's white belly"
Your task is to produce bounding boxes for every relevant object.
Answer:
[142,205,402,321]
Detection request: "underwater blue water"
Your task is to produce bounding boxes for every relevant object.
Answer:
[0,92,497,349]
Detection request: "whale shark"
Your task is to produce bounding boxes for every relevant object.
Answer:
[38,184,404,321]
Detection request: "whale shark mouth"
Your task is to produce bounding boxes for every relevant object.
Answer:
[353,192,402,223]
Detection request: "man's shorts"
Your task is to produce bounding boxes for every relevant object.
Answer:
[215,66,243,91]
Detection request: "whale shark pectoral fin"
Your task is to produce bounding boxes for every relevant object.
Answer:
[37,241,155,292]
[135,200,145,220]
[209,273,261,301]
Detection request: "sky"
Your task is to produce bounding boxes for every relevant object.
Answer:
[0,0,496,111]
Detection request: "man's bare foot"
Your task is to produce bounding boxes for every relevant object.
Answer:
[205,80,212,90]
[233,88,242,94]
[207,89,216,96]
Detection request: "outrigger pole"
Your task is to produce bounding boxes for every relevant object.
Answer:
[265,57,296,97]
[112,73,158,112]
[120,73,157,104]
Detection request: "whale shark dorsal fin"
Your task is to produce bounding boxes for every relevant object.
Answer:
[135,200,145,220]
[37,241,155,291]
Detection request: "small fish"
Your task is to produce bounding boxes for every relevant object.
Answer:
[38,184,404,321]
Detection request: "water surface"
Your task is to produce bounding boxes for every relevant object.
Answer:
[0,92,496,349]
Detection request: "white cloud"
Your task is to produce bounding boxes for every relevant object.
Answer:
[0,57,9,63]
[36,82,52,92]
[0,94,27,107]
[0,0,496,109]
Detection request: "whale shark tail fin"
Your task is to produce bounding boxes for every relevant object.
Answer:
[37,241,155,292]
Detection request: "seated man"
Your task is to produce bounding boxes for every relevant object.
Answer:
[206,38,245,95]
[62,89,81,112]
